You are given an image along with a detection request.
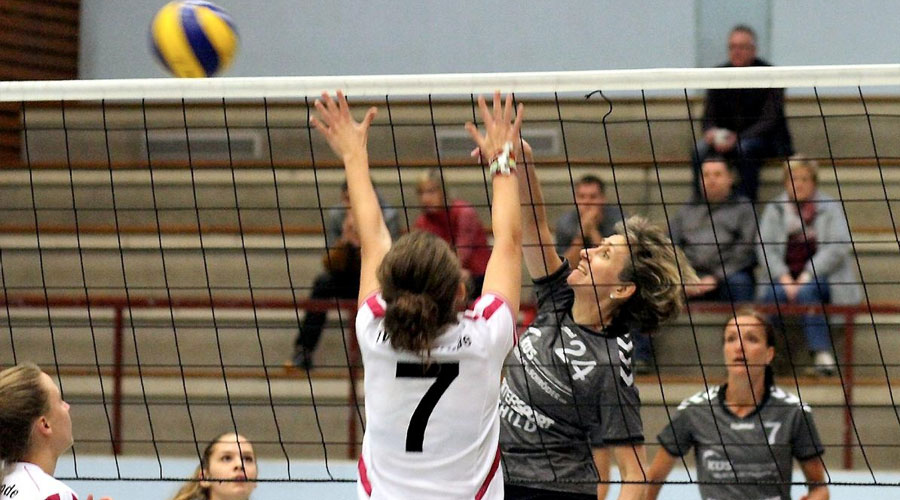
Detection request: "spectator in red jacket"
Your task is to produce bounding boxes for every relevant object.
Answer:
[414,169,491,301]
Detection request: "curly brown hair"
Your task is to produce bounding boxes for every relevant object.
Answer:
[615,216,698,333]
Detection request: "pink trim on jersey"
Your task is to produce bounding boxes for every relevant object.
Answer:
[23,464,41,490]
[364,293,385,318]
[357,456,372,496]
[480,297,503,320]
[44,495,61,500]
[475,446,502,500]
[470,294,518,347]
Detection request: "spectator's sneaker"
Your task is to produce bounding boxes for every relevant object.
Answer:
[813,351,837,377]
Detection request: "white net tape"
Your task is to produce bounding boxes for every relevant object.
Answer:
[2,64,900,101]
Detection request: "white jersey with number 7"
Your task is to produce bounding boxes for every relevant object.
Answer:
[355,293,516,500]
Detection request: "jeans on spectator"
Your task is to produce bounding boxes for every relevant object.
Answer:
[632,330,653,363]
[693,270,756,303]
[294,271,359,355]
[692,136,778,202]
[759,279,832,352]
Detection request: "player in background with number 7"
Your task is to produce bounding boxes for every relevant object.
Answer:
[310,90,523,500]
[645,308,828,500]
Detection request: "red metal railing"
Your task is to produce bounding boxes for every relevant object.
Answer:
[0,294,360,457]
[0,294,896,468]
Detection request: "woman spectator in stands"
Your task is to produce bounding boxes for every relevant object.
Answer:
[170,433,258,500]
[414,168,492,301]
[757,156,861,376]
[645,308,828,500]
[0,362,111,500]
[500,140,696,500]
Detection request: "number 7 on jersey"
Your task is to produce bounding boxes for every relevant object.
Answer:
[396,362,460,452]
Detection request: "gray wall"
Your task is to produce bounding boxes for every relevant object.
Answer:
[80,0,695,78]
[80,0,900,79]
[772,0,900,65]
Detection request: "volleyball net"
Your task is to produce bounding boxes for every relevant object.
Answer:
[2,65,900,493]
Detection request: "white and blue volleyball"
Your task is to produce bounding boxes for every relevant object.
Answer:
[150,1,239,78]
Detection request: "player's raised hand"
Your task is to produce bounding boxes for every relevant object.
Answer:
[310,90,378,162]
[86,495,112,500]
[465,91,524,157]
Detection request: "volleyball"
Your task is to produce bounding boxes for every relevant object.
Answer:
[150,1,239,78]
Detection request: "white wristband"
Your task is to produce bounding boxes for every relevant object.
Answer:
[489,141,516,175]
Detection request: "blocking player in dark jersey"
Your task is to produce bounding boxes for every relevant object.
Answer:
[500,141,696,500]
[645,308,828,500]
[0,363,112,500]
[311,90,523,499]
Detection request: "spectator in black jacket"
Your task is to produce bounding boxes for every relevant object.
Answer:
[692,25,793,202]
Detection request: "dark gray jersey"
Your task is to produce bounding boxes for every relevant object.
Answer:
[500,263,643,495]
[657,384,825,500]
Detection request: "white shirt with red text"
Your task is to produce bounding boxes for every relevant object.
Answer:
[1,463,78,500]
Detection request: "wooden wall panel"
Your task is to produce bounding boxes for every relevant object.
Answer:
[0,0,80,166]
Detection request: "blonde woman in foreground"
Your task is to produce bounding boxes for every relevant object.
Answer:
[0,362,112,500]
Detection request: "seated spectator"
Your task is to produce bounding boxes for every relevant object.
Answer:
[169,433,257,500]
[671,156,757,302]
[554,174,624,266]
[292,183,400,369]
[414,168,491,301]
[692,24,793,202]
[757,157,862,376]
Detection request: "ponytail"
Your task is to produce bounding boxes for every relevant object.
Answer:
[377,232,462,356]
[383,291,441,354]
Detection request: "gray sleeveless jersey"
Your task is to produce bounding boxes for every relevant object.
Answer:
[499,263,643,495]
[657,384,825,500]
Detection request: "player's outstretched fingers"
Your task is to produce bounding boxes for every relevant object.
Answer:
[476,94,492,128]
[321,91,338,113]
[310,102,328,131]
[312,96,335,129]
[511,102,525,139]
[361,106,378,131]
[465,122,485,151]
[503,93,514,125]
